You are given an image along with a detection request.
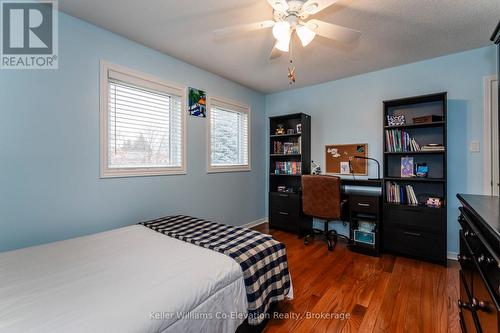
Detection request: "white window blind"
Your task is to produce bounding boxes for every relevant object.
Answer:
[209,98,250,172]
[100,62,185,177]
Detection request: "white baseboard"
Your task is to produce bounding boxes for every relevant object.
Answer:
[447,251,458,261]
[242,217,268,229]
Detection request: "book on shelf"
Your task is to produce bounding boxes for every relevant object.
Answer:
[385,129,420,152]
[386,182,419,205]
[274,161,302,175]
[420,144,445,151]
[400,157,414,177]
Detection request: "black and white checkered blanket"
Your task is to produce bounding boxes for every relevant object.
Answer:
[140,215,291,325]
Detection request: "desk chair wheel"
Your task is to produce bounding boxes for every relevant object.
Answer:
[304,228,337,250]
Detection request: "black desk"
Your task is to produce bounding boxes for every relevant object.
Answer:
[341,179,383,257]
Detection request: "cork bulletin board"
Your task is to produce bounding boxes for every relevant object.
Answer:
[325,143,368,175]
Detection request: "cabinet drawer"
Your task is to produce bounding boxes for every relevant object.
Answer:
[350,196,379,214]
[384,205,444,233]
[269,211,299,233]
[270,192,300,216]
[383,226,446,263]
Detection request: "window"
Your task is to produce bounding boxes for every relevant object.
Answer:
[208,97,250,172]
[100,61,186,177]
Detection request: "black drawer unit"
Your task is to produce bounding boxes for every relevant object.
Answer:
[345,181,383,257]
[269,192,311,234]
[383,203,447,264]
[270,192,301,215]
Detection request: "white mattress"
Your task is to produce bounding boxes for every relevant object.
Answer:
[0,225,248,333]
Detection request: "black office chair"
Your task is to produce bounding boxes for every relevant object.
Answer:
[301,175,348,251]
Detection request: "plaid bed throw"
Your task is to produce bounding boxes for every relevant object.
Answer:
[140,215,291,325]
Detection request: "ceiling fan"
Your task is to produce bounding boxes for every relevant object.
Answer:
[214,0,361,59]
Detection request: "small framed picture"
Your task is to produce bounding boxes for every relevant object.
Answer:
[340,161,350,174]
[188,87,206,118]
[296,123,302,133]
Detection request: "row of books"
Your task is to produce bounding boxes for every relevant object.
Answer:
[385,129,421,152]
[386,182,419,205]
[274,162,302,175]
[273,141,301,155]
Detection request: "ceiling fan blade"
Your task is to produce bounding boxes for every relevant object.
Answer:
[214,20,275,37]
[301,0,339,15]
[267,0,289,12]
[307,19,361,43]
[269,44,283,60]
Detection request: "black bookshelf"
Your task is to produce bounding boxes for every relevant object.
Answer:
[382,92,448,265]
[269,113,312,235]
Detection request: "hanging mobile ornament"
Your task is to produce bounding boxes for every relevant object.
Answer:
[287,39,296,84]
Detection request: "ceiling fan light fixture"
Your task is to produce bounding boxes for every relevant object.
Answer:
[303,3,319,14]
[272,21,291,41]
[275,36,290,52]
[273,1,289,12]
[296,25,316,47]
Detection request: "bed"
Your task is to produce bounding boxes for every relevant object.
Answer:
[0,217,292,333]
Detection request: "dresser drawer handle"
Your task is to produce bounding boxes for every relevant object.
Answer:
[458,300,472,310]
[279,194,289,198]
[357,203,371,207]
[279,211,289,216]
[477,254,497,265]
[403,231,422,237]
[472,298,489,312]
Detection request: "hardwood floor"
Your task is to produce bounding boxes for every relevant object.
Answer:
[252,223,460,333]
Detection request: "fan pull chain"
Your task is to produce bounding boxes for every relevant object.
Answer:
[288,40,296,84]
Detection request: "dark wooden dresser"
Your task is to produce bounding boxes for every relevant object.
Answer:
[457,194,500,333]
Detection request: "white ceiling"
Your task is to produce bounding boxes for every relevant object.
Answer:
[59,0,500,93]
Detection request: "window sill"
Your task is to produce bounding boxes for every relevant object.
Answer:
[101,167,186,178]
[207,166,251,174]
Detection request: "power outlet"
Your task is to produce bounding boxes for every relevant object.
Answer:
[470,140,480,153]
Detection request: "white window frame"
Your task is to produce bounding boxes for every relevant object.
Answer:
[483,74,499,195]
[100,60,187,178]
[207,96,251,173]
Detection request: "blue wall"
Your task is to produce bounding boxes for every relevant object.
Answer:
[0,13,267,252]
[265,45,497,254]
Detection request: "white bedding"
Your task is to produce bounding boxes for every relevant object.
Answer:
[0,225,248,333]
